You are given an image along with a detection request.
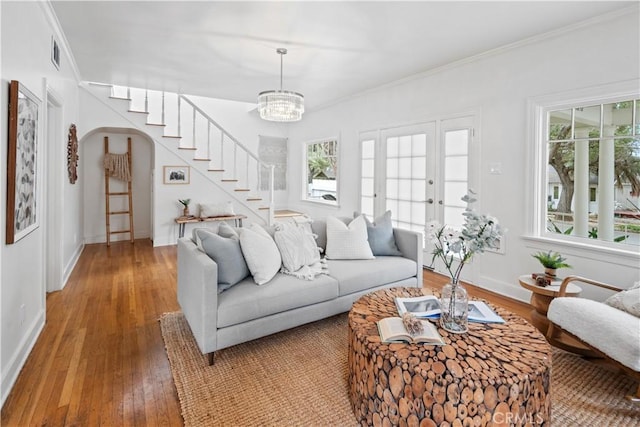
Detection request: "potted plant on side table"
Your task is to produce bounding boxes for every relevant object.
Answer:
[178,199,192,217]
[532,250,571,279]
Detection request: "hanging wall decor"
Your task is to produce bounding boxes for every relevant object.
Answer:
[6,80,41,244]
[67,123,79,184]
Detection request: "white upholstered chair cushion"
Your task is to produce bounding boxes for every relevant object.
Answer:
[548,297,640,371]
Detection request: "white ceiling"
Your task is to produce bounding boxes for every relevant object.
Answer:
[52,1,634,110]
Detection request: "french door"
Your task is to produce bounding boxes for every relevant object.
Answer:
[360,116,477,278]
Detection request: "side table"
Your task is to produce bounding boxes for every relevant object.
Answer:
[175,214,246,238]
[518,274,581,335]
[519,275,601,357]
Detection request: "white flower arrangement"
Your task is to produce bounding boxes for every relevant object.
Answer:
[426,190,504,283]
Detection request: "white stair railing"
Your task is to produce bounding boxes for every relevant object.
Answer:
[108,84,274,224]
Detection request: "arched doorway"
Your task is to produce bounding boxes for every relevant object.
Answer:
[80,127,154,244]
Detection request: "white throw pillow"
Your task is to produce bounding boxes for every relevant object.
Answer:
[200,201,235,218]
[239,224,282,285]
[325,215,374,260]
[274,222,320,273]
[605,282,640,318]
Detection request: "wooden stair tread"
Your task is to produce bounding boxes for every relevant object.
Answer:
[163,135,182,139]
[127,110,149,114]
[146,123,166,127]
[193,158,211,161]
[234,189,250,192]
[246,198,262,201]
[107,192,129,196]
[178,147,197,150]
[109,211,130,215]
[109,96,132,101]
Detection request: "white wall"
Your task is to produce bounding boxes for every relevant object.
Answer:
[287,9,640,301]
[1,2,82,407]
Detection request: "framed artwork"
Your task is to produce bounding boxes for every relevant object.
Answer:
[6,80,41,244]
[163,166,190,184]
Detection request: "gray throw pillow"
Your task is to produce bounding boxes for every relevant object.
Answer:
[362,211,403,256]
[195,229,250,292]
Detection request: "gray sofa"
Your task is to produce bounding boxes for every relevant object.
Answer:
[177,218,423,364]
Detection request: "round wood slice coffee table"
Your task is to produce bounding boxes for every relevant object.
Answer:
[348,287,552,427]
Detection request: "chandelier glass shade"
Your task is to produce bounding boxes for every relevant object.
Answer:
[258,48,304,122]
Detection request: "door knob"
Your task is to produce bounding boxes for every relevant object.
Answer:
[427,198,434,204]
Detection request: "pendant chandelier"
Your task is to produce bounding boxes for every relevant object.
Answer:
[258,48,304,122]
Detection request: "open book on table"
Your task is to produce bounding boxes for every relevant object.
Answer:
[377,317,445,345]
[395,295,505,324]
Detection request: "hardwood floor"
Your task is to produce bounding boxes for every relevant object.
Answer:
[1,241,531,426]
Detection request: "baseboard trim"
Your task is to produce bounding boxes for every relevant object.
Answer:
[1,308,46,408]
[63,242,85,288]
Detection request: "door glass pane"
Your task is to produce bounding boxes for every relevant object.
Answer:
[387,179,398,198]
[398,158,411,178]
[362,139,375,158]
[398,179,412,199]
[444,157,468,181]
[361,178,374,197]
[398,201,411,222]
[411,157,426,179]
[387,137,398,157]
[399,135,412,156]
[411,180,425,200]
[362,159,374,177]
[442,127,470,231]
[411,202,425,224]
[387,159,399,178]
[412,134,427,156]
[361,197,374,217]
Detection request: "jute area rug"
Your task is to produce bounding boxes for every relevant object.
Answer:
[160,312,640,426]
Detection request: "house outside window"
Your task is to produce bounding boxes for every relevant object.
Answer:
[304,138,338,204]
[539,95,640,248]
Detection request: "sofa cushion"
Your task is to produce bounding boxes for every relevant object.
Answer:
[217,273,339,328]
[326,256,418,295]
[200,201,235,218]
[239,224,282,285]
[604,282,640,318]
[362,211,403,256]
[194,228,249,292]
[311,217,350,252]
[548,297,640,371]
[325,215,374,260]
[274,222,321,274]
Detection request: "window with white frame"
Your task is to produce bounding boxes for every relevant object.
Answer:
[539,96,640,248]
[304,138,338,204]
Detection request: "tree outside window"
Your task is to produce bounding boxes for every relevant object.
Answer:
[305,139,338,203]
[546,99,640,245]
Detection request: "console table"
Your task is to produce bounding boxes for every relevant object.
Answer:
[348,287,552,426]
[174,214,246,238]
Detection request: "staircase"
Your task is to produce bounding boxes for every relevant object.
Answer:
[81,82,275,224]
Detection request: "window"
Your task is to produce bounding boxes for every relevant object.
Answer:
[540,97,640,248]
[360,138,375,217]
[304,138,338,204]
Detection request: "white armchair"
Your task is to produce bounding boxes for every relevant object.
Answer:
[547,276,640,401]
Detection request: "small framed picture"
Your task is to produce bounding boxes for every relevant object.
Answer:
[163,166,190,184]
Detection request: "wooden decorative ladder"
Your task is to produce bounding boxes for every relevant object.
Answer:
[104,136,134,246]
